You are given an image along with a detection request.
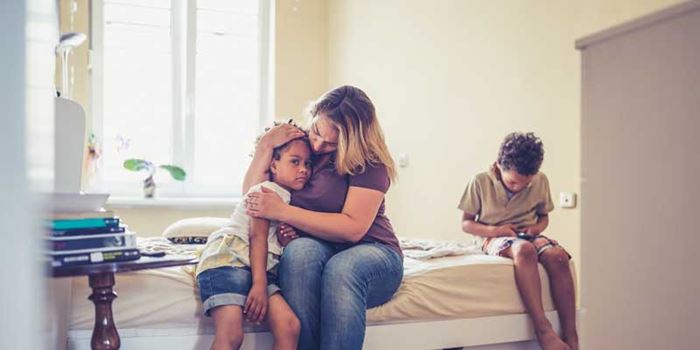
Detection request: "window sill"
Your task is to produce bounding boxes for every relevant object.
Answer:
[107,196,240,210]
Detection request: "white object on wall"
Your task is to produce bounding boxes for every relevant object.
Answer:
[558,192,576,208]
[398,153,409,168]
[55,97,86,193]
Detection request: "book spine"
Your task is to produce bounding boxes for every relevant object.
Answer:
[51,225,126,237]
[52,217,120,230]
[51,233,137,251]
[52,211,115,220]
[51,249,141,267]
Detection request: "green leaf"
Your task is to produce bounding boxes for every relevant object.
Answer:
[123,159,151,172]
[159,165,186,181]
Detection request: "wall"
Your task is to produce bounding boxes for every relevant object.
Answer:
[326,0,681,274]
[275,0,328,119]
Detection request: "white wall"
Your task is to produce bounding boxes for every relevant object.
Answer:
[326,0,682,273]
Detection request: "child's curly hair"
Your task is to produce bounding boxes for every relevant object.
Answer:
[497,132,544,176]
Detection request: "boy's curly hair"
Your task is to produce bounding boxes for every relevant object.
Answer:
[497,132,544,176]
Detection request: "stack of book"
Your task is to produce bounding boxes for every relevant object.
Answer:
[48,210,140,267]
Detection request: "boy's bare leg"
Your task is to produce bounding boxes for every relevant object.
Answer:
[501,241,570,350]
[538,245,578,350]
[267,293,301,350]
[210,305,244,350]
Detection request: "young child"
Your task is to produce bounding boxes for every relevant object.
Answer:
[195,136,312,350]
[459,132,578,350]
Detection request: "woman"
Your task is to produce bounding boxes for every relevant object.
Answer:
[244,85,403,350]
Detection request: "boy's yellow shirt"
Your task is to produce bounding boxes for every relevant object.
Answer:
[458,168,554,245]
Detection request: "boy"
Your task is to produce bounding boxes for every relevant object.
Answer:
[459,132,578,350]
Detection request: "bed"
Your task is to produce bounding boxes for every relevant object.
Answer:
[63,237,578,350]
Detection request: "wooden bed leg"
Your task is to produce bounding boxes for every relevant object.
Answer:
[88,272,120,350]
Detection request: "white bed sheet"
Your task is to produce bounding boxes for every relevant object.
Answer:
[68,249,575,332]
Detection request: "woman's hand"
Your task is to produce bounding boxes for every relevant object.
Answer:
[247,187,288,220]
[259,123,306,150]
[276,223,299,246]
[244,283,268,324]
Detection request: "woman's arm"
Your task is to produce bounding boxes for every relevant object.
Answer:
[461,212,518,238]
[242,124,306,193]
[248,186,383,243]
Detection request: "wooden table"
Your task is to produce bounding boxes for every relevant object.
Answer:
[51,255,197,350]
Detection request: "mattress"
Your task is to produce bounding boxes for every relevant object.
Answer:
[68,240,576,332]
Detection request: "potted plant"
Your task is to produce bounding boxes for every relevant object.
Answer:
[123,159,186,198]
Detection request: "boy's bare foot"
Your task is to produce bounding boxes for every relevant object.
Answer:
[536,328,570,350]
[564,335,579,350]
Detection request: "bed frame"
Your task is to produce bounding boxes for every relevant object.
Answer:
[66,310,583,350]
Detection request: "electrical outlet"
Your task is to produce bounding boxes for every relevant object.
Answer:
[559,192,577,208]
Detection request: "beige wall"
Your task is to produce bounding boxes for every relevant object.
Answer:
[326,0,681,273]
[275,0,328,120]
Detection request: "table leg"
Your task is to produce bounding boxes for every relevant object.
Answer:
[88,272,120,350]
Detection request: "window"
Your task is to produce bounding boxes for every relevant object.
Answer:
[91,0,271,198]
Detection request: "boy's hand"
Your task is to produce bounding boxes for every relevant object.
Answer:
[244,284,268,324]
[492,224,518,237]
[276,223,299,247]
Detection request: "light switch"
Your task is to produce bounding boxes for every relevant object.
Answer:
[559,192,577,208]
[398,153,409,168]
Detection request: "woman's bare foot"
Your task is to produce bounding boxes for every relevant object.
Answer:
[536,328,570,350]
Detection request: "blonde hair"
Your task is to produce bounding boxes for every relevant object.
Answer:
[308,85,396,180]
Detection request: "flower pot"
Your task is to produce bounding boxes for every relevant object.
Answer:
[143,175,156,198]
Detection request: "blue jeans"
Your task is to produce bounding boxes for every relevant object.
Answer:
[278,237,403,350]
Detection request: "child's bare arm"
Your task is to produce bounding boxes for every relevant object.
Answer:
[461,212,518,238]
[522,214,549,235]
[246,217,270,324]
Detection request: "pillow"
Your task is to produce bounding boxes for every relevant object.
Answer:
[162,217,230,244]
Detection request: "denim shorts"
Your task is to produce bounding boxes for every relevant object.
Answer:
[197,266,281,316]
[483,235,571,258]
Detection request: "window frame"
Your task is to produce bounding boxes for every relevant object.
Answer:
[89,0,273,198]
